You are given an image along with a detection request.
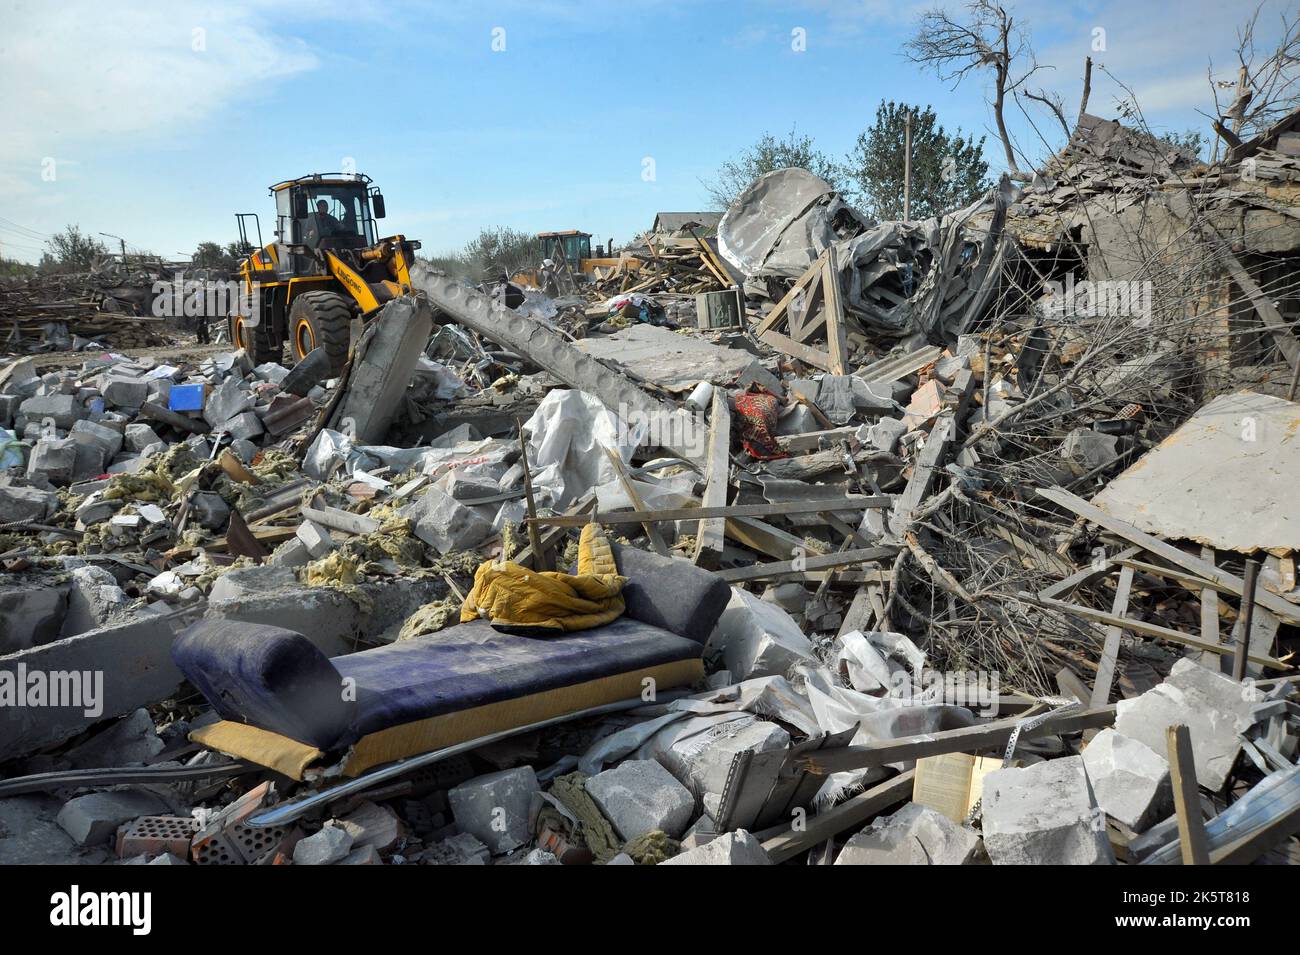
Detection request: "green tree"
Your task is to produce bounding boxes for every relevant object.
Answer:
[425,226,545,281]
[42,225,107,272]
[703,127,847,209]
[1162,129,1207,162]
[845,101,991,221]
[192,241,235,270]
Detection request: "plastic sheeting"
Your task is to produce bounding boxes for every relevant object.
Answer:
[522,389,637,510]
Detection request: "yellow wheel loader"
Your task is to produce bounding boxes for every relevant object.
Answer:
[228,173,421,373]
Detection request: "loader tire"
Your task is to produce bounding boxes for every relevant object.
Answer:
[230,313,281,365]
[289,291,353,374]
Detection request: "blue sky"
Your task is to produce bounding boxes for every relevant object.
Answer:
[0,0,1288,263]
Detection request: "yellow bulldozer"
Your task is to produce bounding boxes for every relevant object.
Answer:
[228,172,421,373]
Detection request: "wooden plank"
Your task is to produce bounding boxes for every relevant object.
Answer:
[532,497,892,527]
[1029,592,1289,669]
[716,546,899,583]
[724,516,809,560]
[1167,724,1211,865]
[300,504,380,537]
[822,245,849,375]
[513,492,596,567]
[775,426,857,453]
[1039,546,1141,600]
[602,447,669,557]
[691,389,730,570]
[1036,486,1300,626]
[758,328,834,371]
[757,770,915,864]
[752,252,825,336]
[796,707,1119,775]
[1090,564,1134,708]
[1200,547,1221,668]
[1210,231,1300,371]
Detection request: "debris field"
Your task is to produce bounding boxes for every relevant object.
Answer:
[2,111,1299,867]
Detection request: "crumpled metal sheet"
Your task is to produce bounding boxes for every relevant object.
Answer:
[718,167,872,279]
[1090,390,1300,555]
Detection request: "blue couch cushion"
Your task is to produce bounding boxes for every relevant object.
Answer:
[605,543,731,644]
[332,617,701,745]
[172,619,351,750]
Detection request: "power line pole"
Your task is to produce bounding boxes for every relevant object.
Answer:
[903,109,913,222]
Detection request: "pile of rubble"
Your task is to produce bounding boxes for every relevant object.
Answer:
[1,110,1298,867]
[0,260,209,355]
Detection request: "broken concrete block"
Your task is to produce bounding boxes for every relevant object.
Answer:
[101,377,149,410]
[66,707,164,768]
[981,756,1114,865]
[860,416,907,453]
[189,491,230,531]
[1115,658,1261,792]
[332,297,435,444]
[71,419,124,460]
[222,411,264,441]
[0,394,23,428]
[269,537,312,568]
[0,485,57,523]
[202,374,253,429]
[337,801,404,854]
[659,829,771,865]
[296,519,336,559]
[586,759,695,840]
[123,422,163,452]
[60,565,130,638]
[0,615,185,762]
[293,824,354,865]
[400,484,493,555]
[56,790,170,846]
[448,766,539,855]
[1081,728,1172,832]
[0,581,68,653]
[26,437,77,484]
[420,831,490,865]
[834,803,981,865]
[671,717,790,802]
[69,435,106,481]
[337,844,383,865]
[706,587,817,681]
[18,393,83,430]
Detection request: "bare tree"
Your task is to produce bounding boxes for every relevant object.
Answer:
[1206,4,1300,155]
[905,0,1043,176]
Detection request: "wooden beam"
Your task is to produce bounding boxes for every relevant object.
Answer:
[1090,564,1134,708]
[716,546,899,583]
[691,389,730,570]
[795,706,1118,775]
[1167,724,1211,865]
[822,245,849,375]
[1028,592,1289,670]
[1036,486,1300,626]
[602,446,669,557]
[531,497,891,527]
[757,770,914,864]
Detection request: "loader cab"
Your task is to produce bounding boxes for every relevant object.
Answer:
[538,230,592,271]
[271,174,386,274]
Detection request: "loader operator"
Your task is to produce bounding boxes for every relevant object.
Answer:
[314,199,344,237]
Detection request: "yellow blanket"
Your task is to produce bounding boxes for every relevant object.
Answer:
[460,523,626,634]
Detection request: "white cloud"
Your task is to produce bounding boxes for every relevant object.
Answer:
[0,2,318,182]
